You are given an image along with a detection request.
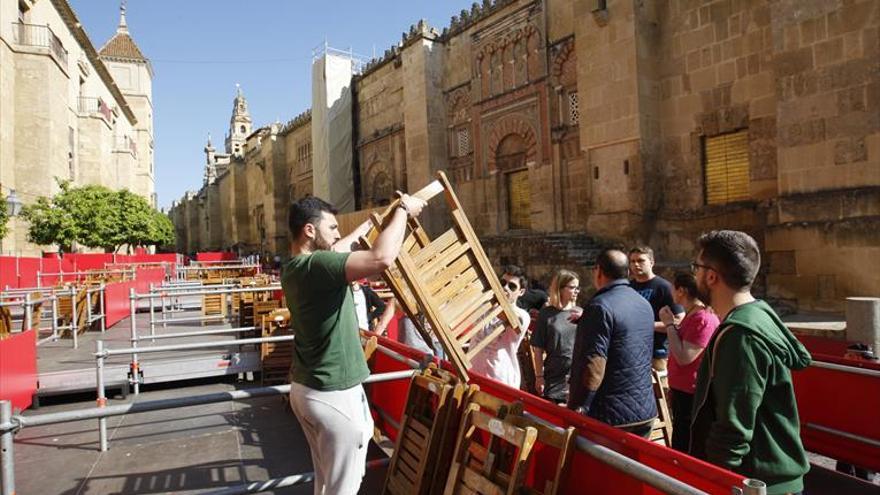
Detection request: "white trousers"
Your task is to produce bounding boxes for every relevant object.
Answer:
[289,382,374,495]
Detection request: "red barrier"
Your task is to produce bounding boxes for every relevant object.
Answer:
[0,330,37,411]
[104,280,136,329]
[0,256,16,288]
[195,252,237,262]
[134,267,166,293]
[366,335,745,494]
[793,352,880,471]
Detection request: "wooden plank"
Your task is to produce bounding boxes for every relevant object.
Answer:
[432,267,481,301]
[465,322,508,362]
[411,228,459,268]
[449,291,495,330]
[456,306,503,346]
[461,467,504,495]
[418,240,470,283]
[425,256,473,295]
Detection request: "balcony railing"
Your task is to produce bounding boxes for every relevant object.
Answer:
[114,135,138,156]
[77,96,113,121]
[12,22,69,68]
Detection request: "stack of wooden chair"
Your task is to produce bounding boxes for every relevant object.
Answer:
[382,369,576,495]
[59,287,89,337]
[383,366,474,495]
[260,308,293,385]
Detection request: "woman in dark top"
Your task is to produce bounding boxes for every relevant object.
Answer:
[530,269,581,403]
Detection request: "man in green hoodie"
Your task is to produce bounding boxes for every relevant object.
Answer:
[690,230,811,495]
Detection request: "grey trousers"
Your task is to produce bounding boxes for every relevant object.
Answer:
[289,382,374,495]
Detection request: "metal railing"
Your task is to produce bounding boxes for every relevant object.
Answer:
[0,284,104,348]
[77,96,113,121]
[0,339,769,495]
[113,135,138,156]
[11,22,69,67]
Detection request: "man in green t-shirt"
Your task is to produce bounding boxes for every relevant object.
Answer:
[283,194,426,495]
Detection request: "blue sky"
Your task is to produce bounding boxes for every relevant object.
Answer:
[69,1,465,209]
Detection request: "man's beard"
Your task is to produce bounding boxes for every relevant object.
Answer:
[313,236,333,251]
[697,280,712,306]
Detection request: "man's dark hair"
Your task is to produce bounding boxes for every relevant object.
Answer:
[596,249,628,280]
[502,264,528,290]
[629,245,654,261]
[697,230,760,291]
[673,271,700,300]
[288,196,338,237]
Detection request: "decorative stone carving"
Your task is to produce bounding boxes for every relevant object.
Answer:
[486,114,538,172]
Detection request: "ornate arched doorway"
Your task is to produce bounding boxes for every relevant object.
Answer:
[496,134,530,230]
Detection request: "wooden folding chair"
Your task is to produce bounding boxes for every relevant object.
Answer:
[649,369,673,447]
[383,366,474,495]
[260,308,292,386]
[361,171,523,381]
[0,306,12,339]
[443,395,538,495]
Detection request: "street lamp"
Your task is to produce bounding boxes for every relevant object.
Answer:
[6,189,23,216]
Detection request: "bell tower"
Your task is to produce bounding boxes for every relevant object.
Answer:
[225,84,252,158]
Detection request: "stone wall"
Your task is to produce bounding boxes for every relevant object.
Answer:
[170,0,879,312]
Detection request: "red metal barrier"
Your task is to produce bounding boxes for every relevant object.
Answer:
[195,252,237,262]
[793,354,880,472]
[104,280,136,329]
[367,335,745,494]
[0,330,37,411]
[134,267,166,293]
[0,256,16,288]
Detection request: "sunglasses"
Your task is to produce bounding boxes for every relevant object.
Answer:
[501,280,520,291]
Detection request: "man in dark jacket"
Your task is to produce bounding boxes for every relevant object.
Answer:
[690,230,810,495]
[568,249,657,437]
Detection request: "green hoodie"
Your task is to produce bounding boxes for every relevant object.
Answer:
[690,300,811,495]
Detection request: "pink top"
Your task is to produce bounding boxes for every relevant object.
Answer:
[667,308,720,394]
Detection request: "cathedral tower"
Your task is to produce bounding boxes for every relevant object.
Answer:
[225,84,252,158]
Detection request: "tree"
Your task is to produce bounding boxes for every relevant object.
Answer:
[150,210,175,251]
[0,192,9,241]
[20,180,175,253]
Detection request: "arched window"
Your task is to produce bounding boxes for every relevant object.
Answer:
[240,125,246,134]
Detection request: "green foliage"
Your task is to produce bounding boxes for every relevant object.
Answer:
[21,179,175,252]
[0,192,9,240]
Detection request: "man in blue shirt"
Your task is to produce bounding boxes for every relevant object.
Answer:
[569,249,657,437]
[628,246,677,372]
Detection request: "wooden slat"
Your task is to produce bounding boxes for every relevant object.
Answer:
[449,291,495,330]
[461,467,504,495]
[465,322,507,361]
[411,228,459,268]
[432,266,481,301]
[425,256,473,295]
[456,306,503,346]
[441,284,487,323]
[418,240,470,283]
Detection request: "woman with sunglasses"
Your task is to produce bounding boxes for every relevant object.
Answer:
[530,269,582,404]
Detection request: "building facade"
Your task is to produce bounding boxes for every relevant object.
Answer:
[171,0,879,312]
[0,0,155,255]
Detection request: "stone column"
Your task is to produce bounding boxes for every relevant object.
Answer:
[846,297,880,354]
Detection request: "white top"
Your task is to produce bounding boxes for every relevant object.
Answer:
[469,305,530,388]
[352,286,369,331]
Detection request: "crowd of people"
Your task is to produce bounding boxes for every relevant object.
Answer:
[281,191,812,495]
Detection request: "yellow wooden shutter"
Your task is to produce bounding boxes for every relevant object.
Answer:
[704,130,750,204]
[508,170,531,230]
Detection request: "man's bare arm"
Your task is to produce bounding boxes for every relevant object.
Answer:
[344,194,425,282]
[332,220,373,253]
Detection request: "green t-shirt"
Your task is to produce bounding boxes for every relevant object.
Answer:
[282,251,369,391]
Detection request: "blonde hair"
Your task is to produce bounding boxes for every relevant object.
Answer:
[548,269,580,309]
